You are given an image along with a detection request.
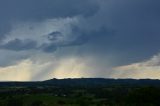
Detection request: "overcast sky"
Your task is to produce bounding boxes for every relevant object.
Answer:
[0,0,160,81]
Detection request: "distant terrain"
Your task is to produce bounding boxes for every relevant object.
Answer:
[1,78,160,87]
[0,78,160,106]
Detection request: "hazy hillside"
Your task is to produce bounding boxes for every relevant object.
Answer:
[0,78,160,87]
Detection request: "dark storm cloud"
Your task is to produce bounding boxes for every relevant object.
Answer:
[0,0,99,20]
[0,0,160,68]
[77,0,160,66]
[48,32,63,41]
[41,29,89,52]
[0,0,99,39]
[41,26,110,52]
[0,39,37,51]
[40,43,57,53]
[0,0,100,54]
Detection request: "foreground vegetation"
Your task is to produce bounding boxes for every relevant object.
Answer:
[0,78,160,106]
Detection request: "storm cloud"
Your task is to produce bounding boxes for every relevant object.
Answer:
[0,0,160,80]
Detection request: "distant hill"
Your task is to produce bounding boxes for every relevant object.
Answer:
[0,78,160,87]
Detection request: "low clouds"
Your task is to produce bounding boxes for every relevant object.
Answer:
[0,56,91,81]
[1,17,82,52]
[0,0,101,70]
[114,54,160,79]
[0,39,37,51]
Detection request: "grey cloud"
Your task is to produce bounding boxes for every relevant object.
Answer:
[40,43,57,53]
[0,0,100,54]
[0,0,99,19]
[40,30,88,52]
[0,39,37,51]
[73,0,160,66]
[0,0,99,39]
[40,26,109,53]
[0,50,31,67]
[0,0,160,75]
[48,32,63,42]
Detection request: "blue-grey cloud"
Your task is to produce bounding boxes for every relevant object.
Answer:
[1,0,160,66]
[0,0,99,39]
[0,0,160,80]
[0,39,37,51]
[75,0,160,66]
[0,0,99,19]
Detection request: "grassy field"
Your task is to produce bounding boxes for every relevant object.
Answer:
[0,93,106,106]
[0,79,160,106]
[0,86,159,106]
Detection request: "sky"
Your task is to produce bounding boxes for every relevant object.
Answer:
[0,0,160,81]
